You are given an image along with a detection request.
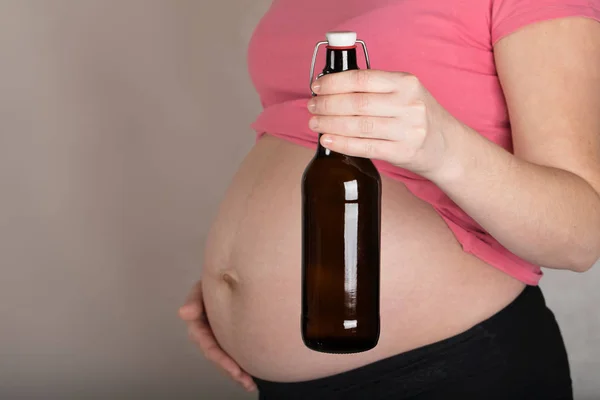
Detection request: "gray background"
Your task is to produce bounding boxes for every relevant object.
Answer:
[0,1,598,399]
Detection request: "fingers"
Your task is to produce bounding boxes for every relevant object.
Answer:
[320,135,395,161]
[311,69,399,95]
[178,280,204,321]
[181,280,256,392]
[178,303,201,321]
[309,116,400,141]
[188,324,256,391]
[239,373,257,392]
[308,93,399,117]
[308,98,430,164]
[219,359,256,392]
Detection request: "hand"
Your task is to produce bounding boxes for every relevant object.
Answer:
[308,70,461,180]
[178,280,257,392]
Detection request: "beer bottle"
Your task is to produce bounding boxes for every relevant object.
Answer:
[301,31,381,354]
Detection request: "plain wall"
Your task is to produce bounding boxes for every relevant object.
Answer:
[0,1,598,399]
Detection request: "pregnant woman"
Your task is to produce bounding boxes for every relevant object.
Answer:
[180,0,600,398]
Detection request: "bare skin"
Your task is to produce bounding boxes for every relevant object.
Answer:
[180,17,600,392]
[180,136,524,391]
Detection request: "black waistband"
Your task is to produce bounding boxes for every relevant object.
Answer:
[253,285,572,400]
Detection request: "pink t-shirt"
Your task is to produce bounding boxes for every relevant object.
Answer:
[247,0,600,286]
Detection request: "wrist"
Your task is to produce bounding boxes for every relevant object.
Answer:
[426,122,474,186]
[430,122,519,192]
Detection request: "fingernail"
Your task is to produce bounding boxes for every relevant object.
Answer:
[312,83,321,93]
[321,135,333,145]
[307,100,316,112]
[308,117,319,130]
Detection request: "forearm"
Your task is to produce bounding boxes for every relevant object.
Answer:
[432,124,600,272]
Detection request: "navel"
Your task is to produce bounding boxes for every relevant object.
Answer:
[221,269,240,287]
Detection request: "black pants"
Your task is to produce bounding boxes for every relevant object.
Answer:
[253,285,572,399]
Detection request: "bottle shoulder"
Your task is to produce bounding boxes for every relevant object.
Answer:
[302,155,381,184]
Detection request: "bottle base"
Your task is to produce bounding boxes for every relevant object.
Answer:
[302,337,379,354]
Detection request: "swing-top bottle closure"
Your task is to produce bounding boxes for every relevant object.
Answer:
[309,31,372,97]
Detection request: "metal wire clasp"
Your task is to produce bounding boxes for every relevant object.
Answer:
[309,39,371,97]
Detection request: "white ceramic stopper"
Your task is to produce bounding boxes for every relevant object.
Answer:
[326,31,357,47]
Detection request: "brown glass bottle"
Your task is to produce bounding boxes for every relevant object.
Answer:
[301,35,381,354]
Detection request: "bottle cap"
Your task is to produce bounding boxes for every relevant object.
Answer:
[326,31,357,47]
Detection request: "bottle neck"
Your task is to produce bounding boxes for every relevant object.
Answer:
[316,47,359,158]
[324,47,359,73]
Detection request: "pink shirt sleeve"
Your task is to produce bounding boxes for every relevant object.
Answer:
[491,0,600,44]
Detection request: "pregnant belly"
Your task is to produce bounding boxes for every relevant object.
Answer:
[201,134,524,382]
